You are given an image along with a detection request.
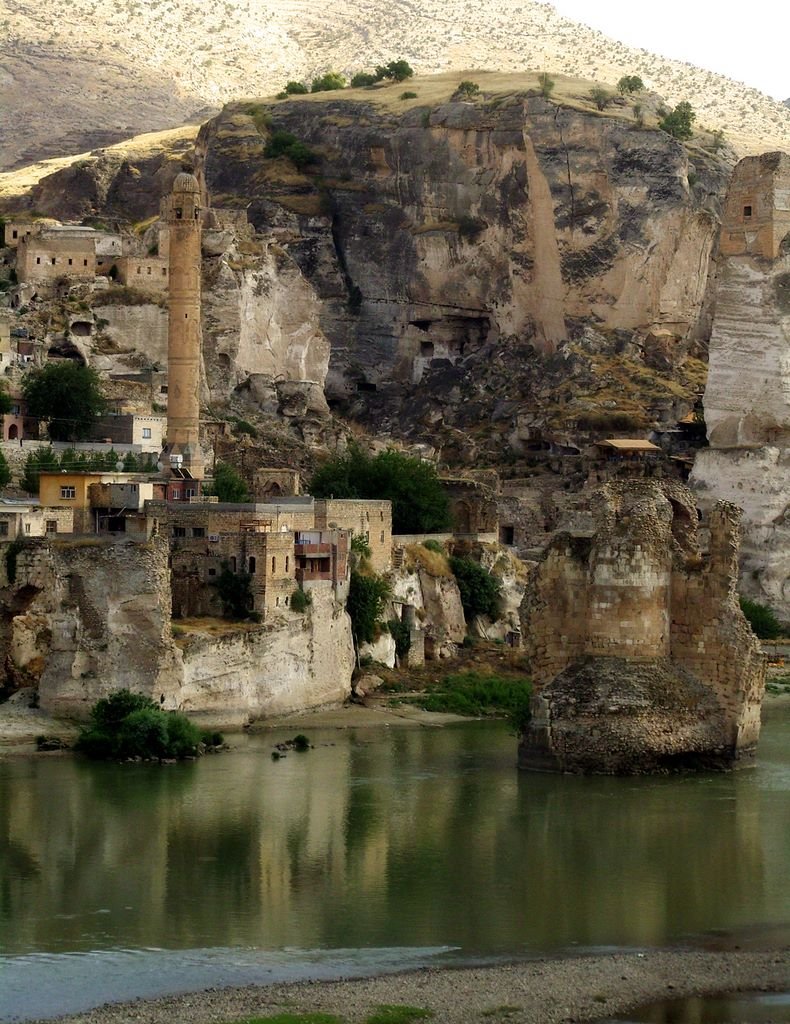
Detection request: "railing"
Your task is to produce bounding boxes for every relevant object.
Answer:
[295,543,332,557]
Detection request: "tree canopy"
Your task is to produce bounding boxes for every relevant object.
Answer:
[617,75,644,95]
[309,444,451,534]
[311,71,346,93]
[659,101,696,140]
[209,462,250,503]
[0,384,11,416]
[0,450,10,489]
[22,362,105,442]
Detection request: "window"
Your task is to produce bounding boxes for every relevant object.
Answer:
[36,257,41,265]
[271,556,276,573]
[248,556,256,574]
[276,596,280,607]
[162,268,167,276]
[380,531,385,543]
[186,488,195,498]
[83,260,88,267]
[744,205,753,218]
[147,267,151,275]
[192,527,205,538]
[0,521,8,537]
[208,567,216,576]
[46,520,57,534]
[60,486,76,499]
[137,266,142,275]
[230,557,237,572]
[142,427,152,439]
[172,490,180,500]
[175,207,183,220]
[68,258,73,266]
[12,230,17,240]
[285,555,289,572]
[24,523,31,534]
[51,257,56,265]
[173,526,186,538]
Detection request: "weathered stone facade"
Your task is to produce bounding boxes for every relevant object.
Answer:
[519,481,765,774]
[690,151,790,616]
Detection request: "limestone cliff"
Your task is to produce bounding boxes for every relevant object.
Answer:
[195,93,729,457]
[690,152,790,617]
[519,481,765,774]
[1,537,353,723]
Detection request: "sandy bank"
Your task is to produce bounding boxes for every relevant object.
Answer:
[36,949,790,1024]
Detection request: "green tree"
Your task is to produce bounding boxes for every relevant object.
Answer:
[309,444,451,534]
[384,59,413,82]
[347,570,391,645]
[210,462,250,502]
[284,80,308,94]
[311,71,346,92]
[0,450,10,489]
[0,384,11,415]
[212,562,253,619]
[21,447,59,494]
[659,101,696,140]
[456,80,480,98]
[264,130,318,169]
[589,86,612,110]
[740,597,782,640]
[449,556,501,621]
[617,75,644,95]
[22,362,105,442]
[537,72,555,98]
[75,690,202,761]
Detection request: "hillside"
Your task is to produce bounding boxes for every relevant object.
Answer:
[1,0,789,170]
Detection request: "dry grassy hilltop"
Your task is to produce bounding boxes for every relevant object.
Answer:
[1,0,789,169]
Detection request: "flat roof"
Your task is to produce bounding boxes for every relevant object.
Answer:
[598,438,661,452]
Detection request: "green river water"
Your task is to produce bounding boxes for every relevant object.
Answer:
[1,709,789,1020]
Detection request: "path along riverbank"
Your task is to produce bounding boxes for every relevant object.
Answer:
[34,949,790,1024]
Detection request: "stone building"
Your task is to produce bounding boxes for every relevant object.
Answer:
[16,226,97,290]
[89,413,165,452]
[719,151,790,260]
[115,255,170,292]
[253,468,301,501]
[314,498,392,572]
[0,499,73,541]
[520,480,765,774]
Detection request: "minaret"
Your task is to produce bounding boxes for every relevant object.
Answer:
[162,171,204,484]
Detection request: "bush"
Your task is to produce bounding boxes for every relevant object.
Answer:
[76,691,202,761]
[311,71,346,93]
[283,80,308,95]
[290,586,312,613]
[0,450,10,489]
[351,533,372,561]
[351,72,378,87]
[659,101,696,140]
[400,91,418,100]
[309,443,450,534]
[422,539,444,554]
[0,384,11,416]
[264,130,318,169]
[740,597,782,640]
[388,617,411,660]
[232,418,258,438]
[617,75,644,95]
[588,86,612,111]
[449,556,501,621]
[347,570,391,645]
[212,562,254,619]
[537,72,555,98]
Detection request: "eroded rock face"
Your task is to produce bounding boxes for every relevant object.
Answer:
[198,97,728,396]
[519,481,765,774]
[690,152,790,616]
[2,537,353,724]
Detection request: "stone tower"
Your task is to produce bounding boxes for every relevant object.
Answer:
[162,171,204,484]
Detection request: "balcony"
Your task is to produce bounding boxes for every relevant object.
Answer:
[295,543,331,558]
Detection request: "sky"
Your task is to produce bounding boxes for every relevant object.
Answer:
[551,1,789,100]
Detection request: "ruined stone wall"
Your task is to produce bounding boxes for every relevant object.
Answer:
[520,481,765,772]
[116,255,169,292]
[314,499,392,572]
[17,234,95,285]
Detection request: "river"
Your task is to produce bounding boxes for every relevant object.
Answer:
[1,708,789,1021]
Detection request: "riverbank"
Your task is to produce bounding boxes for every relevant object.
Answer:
[35,949,790,1024]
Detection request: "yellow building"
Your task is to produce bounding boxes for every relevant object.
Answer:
[38,472,148,533]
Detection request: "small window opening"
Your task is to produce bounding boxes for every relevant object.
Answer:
[271,556,276,573]
[744,205,753,218]
[249,556,256,574]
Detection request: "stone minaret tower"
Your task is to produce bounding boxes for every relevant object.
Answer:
[162,171,204,484]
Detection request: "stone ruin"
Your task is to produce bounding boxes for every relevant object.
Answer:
[519,480,765,774]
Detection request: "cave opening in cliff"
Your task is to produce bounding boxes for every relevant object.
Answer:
[47,342,85,364]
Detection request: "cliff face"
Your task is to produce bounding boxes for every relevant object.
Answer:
[195,94,729,452]
[1,537,353,723]
[690,152,790,616]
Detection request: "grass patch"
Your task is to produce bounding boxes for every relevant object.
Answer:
[481,1008,521,1019]
[411,670,531,729]
[365,1008,434,1024]
[405,543,451,578]
[234,1015,344,1024]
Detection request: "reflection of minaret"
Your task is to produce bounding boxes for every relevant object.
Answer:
[162,171,204,485]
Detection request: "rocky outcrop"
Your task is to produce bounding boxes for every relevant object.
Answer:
[519,481,765,774]
[1,536,354,724]
[690,151,790,616]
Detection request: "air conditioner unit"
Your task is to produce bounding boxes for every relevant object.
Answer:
[208,534,220,542]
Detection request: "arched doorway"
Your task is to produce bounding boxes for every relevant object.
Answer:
[7,424,18,441]
[453,500,472,534]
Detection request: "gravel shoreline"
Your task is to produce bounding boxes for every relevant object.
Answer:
[36,949,789,1024]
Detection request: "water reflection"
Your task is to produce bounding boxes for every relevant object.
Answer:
[1,717,789,958]
[603,991,790,1022]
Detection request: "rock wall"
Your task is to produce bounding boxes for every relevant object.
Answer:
[690,151,790,616]
[519,481,765,774]
[1,537,353,724]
